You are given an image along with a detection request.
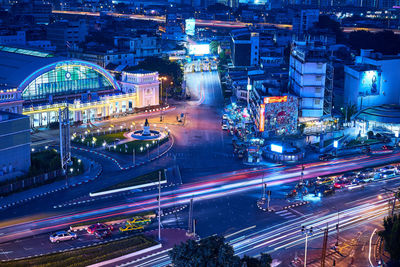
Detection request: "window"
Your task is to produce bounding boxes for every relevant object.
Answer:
[314,99,320,105]
[316,75,322,81]
[315,87,321,93]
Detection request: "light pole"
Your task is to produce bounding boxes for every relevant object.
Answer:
[158,171,162,241]
[146,143,149,159]
[133,148,135,166]
[301,226,313,267]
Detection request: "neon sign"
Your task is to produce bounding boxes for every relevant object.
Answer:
[264,96,287,104]
[259,104,265,132]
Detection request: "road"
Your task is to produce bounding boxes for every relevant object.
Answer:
[2,69,400,266]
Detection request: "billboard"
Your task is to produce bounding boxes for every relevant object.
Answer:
[188,44,210,55]
[259,104,265,132]
[264,96,287,104]
[359,70,380,96]
[185,19,195,36]
[271,144,283,153]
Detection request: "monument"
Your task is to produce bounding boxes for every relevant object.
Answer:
[143,118,151,136]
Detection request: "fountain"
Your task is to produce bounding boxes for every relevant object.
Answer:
[130,118,162,140]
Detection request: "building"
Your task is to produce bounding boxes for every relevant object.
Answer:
[0,111,30,181]
[120,70,160,107]
[289,41,333,122]
[344,49,400,110]
[69,35,160,68]
[47,20,88,51]
[230,29,260,67]
[163,12,186,41]
[0,86,23,114]
[0,45,160,127]
[291,9,320,36]
[0,30,26,46]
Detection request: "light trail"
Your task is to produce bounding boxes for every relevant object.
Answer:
[0,153,399,244]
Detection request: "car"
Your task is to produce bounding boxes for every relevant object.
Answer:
[380,165,398,173]
[87,223,113,234]
[222,114,229,120]
[319,154,334,161]
[334,179,351,189]
[382,170,397,179]
[126,217,151,226]
[382,145,394,150]
[50,231,77,243]
[341,171,358,180]
[221,119,228,125]
[94,228,112,239]
[119,224,144,233]
[316,177,335,185]
[222,124,228,131]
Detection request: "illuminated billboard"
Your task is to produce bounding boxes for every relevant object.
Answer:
[185,19,195,36]
[271,144,283,153]
[259,104,265,132]
[359,70,380,96]
[188,44,210,55]
[264,96,287,104]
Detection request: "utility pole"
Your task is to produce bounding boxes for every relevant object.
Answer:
[336,210,340,246]
[193,219,196,237]
[132,148,135,166]
[321,226,329,267]
[188,198,194,234]
[301,226,313,267]
[158,171,161,241]
[267,189,271,211]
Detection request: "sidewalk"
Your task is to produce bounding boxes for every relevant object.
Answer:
[0,155,102,210]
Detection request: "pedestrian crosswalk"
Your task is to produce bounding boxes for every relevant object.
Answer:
[275,209,298,220]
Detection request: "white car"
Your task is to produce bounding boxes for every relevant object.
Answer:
[381,170,397,179]
[222,124,228,131]
[222,114,228,120]
[50,231,77,243]
[380,165,398,173]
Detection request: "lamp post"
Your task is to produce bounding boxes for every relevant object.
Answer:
[146,143,149,159]
[301,226,313,267]
[133,148,135,166]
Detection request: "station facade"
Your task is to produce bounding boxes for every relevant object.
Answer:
[0,46,160,127]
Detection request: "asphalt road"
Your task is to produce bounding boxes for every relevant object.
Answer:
[2,70,400,266]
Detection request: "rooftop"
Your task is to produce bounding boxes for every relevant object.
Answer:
[355,104,400,124]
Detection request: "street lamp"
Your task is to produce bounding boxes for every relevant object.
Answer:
[301,226,313,267]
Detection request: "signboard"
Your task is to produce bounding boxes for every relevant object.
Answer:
[185,18,195,36]
[264,96,288,104]
[271,144,283,153]
[359,70,380,96]
[188,44,210,55]
[259,104,265,132]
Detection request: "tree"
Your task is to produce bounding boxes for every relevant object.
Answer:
[169,235,241,267]
[379,214,400,265]
[169,235,272,267]
[340,104,357,122]
[210,41,220,55]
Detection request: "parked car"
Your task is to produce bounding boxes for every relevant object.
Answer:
[94,228,112,239]
[87,223,113,234]
[49,231,77,243]
[319,154,334,161]
[222,114,228,120]
[222,124,228,131]
[382,145,394,150]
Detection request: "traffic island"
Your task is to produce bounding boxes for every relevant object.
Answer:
[1,235,157,267]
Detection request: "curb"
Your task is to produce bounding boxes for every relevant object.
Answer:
[282,201,309,210]
[0,158,103,211]
[71,133,174,171]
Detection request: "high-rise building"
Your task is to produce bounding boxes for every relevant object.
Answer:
[230,29,260,67]
[47,20,88,51]
[291,9,320,36]
[289,41,333,121]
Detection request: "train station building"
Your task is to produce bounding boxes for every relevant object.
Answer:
[0,45,160,127]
